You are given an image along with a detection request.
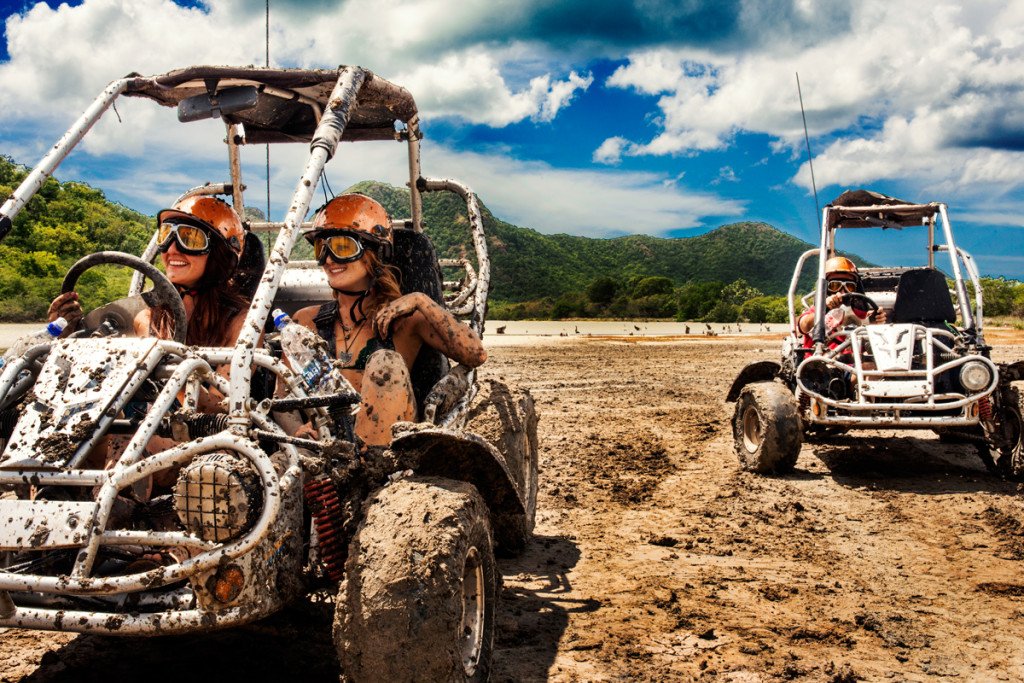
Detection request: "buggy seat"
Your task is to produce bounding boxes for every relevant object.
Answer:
[891,268,956,327]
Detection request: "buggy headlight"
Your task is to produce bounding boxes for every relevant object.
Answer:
[174,453,262,543]
[959,361,991,392]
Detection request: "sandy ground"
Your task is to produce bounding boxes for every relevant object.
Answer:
[3,329,1024,682]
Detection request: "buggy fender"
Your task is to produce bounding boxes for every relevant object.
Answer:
[389,426,526,523]
[726,361,782,402]
[999,360,1024,384]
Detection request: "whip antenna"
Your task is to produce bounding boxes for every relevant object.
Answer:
[796,72,820,223]
[265,0,271,235]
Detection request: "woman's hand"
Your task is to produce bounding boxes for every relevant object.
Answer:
[375,293,426,337]
[825,293,844,310]
[48,291,83,330]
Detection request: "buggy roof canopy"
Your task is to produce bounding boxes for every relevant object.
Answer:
[123,66,417,144]
[826,189,941,230]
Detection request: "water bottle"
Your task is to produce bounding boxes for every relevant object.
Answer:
[272,309,341,395]
[2,317,67,364]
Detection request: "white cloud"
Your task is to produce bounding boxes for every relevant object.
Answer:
[603,0,1024,195]
[593,136,629,165]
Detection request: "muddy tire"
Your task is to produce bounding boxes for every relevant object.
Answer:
[995,386,1024,480]
[733,382,802,474]
[465,379,539,555]
[336,476,496,683]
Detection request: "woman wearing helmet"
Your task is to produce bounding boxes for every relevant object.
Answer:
[797,256,886,345]
[49,195,251,348]
[290,193,486,446]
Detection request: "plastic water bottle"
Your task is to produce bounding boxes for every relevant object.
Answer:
[2,317,67,364]
[272,309,341,395]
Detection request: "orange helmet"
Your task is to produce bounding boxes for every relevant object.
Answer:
[825,256,858,278]
[157,196,244,257]
[304,194,393,260]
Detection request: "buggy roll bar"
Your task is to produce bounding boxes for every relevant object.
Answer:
[810,201,981,345]
[226,66,367,428]
[0,78,131,241]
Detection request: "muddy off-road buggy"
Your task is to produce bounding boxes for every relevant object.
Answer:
[727,190,1023,477]
[0,66,538,681]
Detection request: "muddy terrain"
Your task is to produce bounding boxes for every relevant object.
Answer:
[3,331,1024,682]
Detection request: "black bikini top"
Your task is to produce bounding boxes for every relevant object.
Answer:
[313,300,395,371]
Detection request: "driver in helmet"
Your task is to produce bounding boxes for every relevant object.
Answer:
[290,193,486,447]
[798,256,886,347]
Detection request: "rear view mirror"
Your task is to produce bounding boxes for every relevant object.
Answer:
[178,86,260,123]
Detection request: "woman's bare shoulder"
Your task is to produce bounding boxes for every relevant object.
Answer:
[133,308,152,336]
[292,304,322,328]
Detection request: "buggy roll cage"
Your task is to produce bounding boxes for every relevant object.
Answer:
[0,65,491,428]
[790,190,985,346]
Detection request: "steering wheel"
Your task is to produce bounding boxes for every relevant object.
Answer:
[61,251,188,344]
[840,292,879,314]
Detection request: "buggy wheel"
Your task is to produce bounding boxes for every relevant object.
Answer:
[465,379,539,555]
[733,382,802,474]
[336,476,496,682]
[995,387,1024,481]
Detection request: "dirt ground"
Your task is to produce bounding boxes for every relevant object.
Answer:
[4,330,1024,682]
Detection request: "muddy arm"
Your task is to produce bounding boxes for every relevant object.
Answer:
[378,292,487,367]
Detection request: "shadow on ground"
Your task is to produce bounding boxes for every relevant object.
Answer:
[808,434,1020,495]
[492,534,597,682]
[22,600,339,683]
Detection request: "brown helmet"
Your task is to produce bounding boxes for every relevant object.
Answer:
[824,256,858,278]
[157,196,244,256]
[304,194,393,259]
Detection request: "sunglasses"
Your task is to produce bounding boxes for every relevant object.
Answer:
[314,233,365,264]
[157,221,212,255]
[826,280,857,293]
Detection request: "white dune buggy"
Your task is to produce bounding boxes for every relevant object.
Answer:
[727,190,1023,477]
[0,66,538,682]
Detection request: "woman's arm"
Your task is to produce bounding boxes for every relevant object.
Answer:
[377,292,487,367]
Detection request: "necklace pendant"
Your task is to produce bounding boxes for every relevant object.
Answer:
[337,351,352,365]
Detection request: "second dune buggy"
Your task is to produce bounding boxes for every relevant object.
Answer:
[727,189,1023,477]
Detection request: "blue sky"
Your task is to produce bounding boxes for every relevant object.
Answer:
[2,0,1024,279]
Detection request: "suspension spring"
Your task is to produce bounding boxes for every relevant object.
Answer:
[304,475,347,582]
[979,396,993,421]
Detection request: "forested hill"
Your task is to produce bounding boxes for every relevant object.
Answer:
[350,181,819,299]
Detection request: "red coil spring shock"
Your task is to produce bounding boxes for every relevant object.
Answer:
[304,475,346,582]
[979,396,993,421]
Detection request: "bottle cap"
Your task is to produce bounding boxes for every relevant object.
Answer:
[272,309,289,329]
[47,317,68,337]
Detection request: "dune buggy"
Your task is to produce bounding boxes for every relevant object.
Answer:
[0,66,538,681]
[727,190,1023,477]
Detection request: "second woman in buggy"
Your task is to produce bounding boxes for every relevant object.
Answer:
[291,193,487,446]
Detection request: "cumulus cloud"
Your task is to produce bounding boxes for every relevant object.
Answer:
[603,0,1024,195]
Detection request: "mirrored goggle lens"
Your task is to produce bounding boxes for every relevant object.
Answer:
[158,222,210,252]
[827,280,856,293]
[315,234,363,263]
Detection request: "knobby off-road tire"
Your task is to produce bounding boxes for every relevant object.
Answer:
[995,386,1024,481]
[733,382,803,474]
[336,476,497,683]
[465,379,539,555]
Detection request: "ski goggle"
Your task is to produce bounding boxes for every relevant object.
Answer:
[156,221,212,255]
[826,279,857,293]
[314,233,365,264]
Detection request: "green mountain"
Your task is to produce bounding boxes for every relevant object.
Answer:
[349,181,828,299]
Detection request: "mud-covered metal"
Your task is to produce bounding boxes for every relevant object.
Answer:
[0,78,130,238]
[795,324,999,426]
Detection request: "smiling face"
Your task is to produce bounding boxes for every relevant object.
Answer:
[322,251,372,292]
[161,240,209,288]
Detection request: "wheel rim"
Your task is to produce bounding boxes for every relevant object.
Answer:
[741,404,762,454]
[460,546,485,677]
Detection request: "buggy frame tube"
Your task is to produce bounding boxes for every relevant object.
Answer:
[788,249,819,334]
[406,116,424,233]
[0,78,130,239]
[228,67,366,427]
[938,204,975,332]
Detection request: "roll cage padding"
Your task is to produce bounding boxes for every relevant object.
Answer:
[891,268,956,325]
[726,360,782,402]
[392,229,450,410]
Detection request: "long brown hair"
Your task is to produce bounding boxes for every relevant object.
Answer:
[340,249,402,336]
[150,237,248,346]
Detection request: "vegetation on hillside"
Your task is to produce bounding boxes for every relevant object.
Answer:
[0,160,1021,325]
